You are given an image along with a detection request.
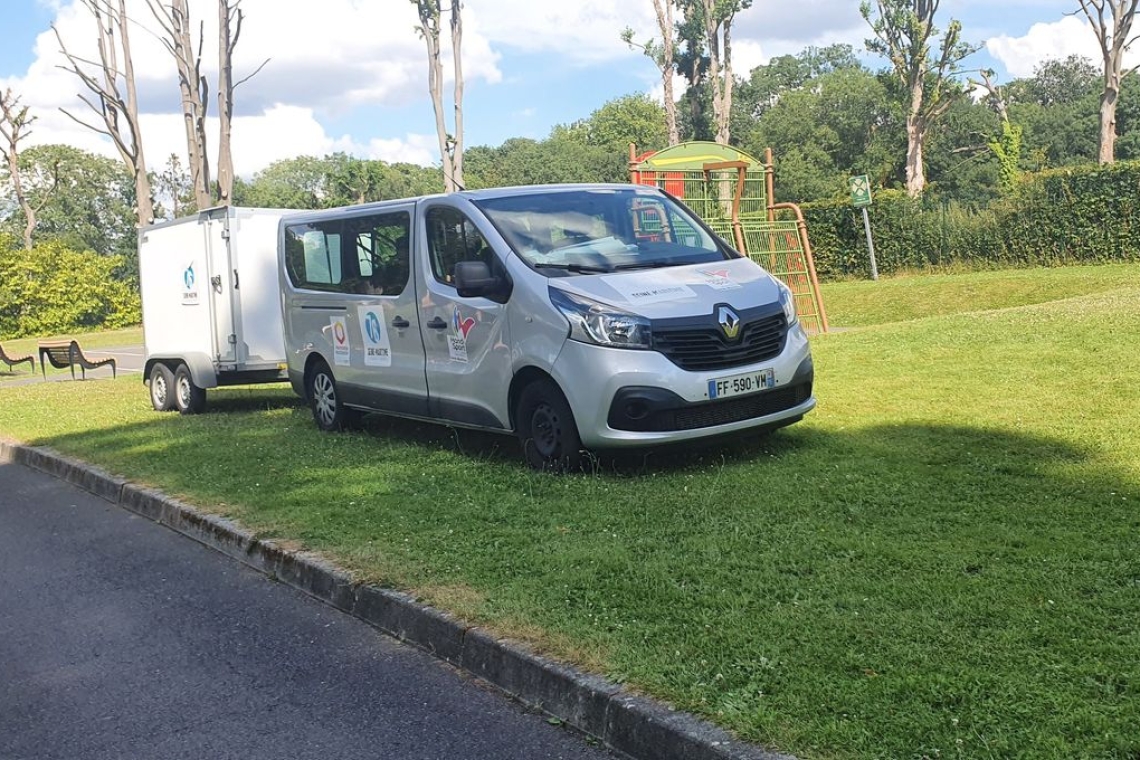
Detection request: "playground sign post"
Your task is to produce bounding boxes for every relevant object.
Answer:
[849,175,879,281]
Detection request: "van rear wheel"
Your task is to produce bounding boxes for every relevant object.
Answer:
[516,379,583,472]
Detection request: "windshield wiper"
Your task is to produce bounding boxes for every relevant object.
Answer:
[611,260,702,271]
[532,262,613,273]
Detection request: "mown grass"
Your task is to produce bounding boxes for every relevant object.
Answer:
[820,261,1140,327]
[1,267,1138,759]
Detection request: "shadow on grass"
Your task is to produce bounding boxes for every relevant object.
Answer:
[21,405,1140,758]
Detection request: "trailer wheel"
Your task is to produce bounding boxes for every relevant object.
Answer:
[148,363,176,412]
[307,361,358,431]
[174,364,207,415]
[515,379,583,472]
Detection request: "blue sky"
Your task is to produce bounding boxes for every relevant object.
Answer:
[0,0,1096,177]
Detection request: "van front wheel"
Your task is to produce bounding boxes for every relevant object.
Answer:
[516,379,583,472]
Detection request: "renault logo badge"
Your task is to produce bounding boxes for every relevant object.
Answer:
[718,306,741,339]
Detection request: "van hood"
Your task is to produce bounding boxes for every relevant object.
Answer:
[549,258,781,319]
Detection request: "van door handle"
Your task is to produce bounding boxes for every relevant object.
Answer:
[392,316,410,329]
[426,316,448,330]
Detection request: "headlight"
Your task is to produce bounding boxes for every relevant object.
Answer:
[776,278,797,325]
[549,288,652,349]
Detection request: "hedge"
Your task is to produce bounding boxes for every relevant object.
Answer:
[0,237,141,339]
[800,161,1140,279]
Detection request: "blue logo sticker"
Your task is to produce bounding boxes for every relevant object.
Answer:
[184,264,195,289]
[364,310,382,343]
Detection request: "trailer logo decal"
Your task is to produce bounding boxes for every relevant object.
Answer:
[181,262,199,305]
[359,306,392,367]
[330,316,350,366]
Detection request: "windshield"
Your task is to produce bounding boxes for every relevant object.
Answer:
[472,188,731,274]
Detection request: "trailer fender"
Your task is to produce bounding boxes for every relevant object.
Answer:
[144,353,218,389]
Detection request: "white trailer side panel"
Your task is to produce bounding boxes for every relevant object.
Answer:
[140,215,220,365]
[140,207,296,388]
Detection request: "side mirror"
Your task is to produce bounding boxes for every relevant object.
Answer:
[455,261,511,302]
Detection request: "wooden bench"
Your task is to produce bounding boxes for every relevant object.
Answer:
[0,343,34,373]
[38,340,117,380]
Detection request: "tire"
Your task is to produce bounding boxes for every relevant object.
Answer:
[307,361,359,431]
[148,363,176,412]
[516,379,583,472]
[173,363,207,415]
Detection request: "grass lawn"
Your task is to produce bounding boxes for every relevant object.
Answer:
[1,264,1138,759]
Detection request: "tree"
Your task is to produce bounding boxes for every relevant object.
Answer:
[969,69,1022,193]
[861,0,978,196]
[1076,0,1140,163]
[234,154,443,209]
[217,1,267,204]
[1006,56,1101,168]
[154,152,195,219]
[0,144,137,261]
[412,0,465,192]
[55,0,154,226]
[0,88,39,249]
[621,0,680,144]
[687,0,753,145]
[147,0,211,210]
[749,66,902,202]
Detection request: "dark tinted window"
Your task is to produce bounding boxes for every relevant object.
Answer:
[425,206,493,286]
[285,211,411,295]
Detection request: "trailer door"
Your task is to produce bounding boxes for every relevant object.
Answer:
[205,212,237,363]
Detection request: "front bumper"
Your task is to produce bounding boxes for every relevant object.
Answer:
[551,321,816,448]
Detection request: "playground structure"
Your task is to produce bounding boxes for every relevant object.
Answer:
[629,142,828,333]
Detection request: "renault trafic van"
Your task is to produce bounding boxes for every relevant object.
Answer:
[279,184,814,470]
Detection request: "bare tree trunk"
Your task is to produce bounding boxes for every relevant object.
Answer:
[653,0,679,145]
[0,89,37,249]
[57,0,154,227]
[450,0,465,190]
[148,0,212,210]
[414,0,460,192]
[217,0,237,205]
[719,15,734,145]
[905,80,926,196]
[1077,0,1140,164]
[700,0,740,146]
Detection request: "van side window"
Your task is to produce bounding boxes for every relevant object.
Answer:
[346,212,412,296]
[285,211,411,295]
[425,206,492,286]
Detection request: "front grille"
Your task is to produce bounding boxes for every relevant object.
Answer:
[672,383,810,431]
[654,312,787,371]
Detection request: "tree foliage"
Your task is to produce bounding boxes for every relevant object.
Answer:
[233,154,442,209]
[0,236,140,339]
[0,144,136,261]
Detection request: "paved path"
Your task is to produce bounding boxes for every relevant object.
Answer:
[0,462,612,760]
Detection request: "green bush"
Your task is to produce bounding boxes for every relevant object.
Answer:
[800,161,1140,278]
[0,238,141,339]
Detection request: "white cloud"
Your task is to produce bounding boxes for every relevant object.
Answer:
[466,0,655,64]
[3,0,501,175]
[986,16,1120,78]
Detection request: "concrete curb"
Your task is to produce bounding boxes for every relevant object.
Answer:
[0,439,792,760]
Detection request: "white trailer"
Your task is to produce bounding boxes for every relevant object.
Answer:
[139,206,296,413]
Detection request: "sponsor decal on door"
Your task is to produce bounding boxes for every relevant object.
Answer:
[330,316,350,366]
[448,306,474,363]
[358,306,392,367]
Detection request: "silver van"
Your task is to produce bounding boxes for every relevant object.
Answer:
[279,184,815,470]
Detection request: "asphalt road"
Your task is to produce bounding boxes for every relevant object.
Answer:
[0,462,613,760]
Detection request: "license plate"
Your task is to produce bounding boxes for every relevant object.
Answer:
[708,368,775,399]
